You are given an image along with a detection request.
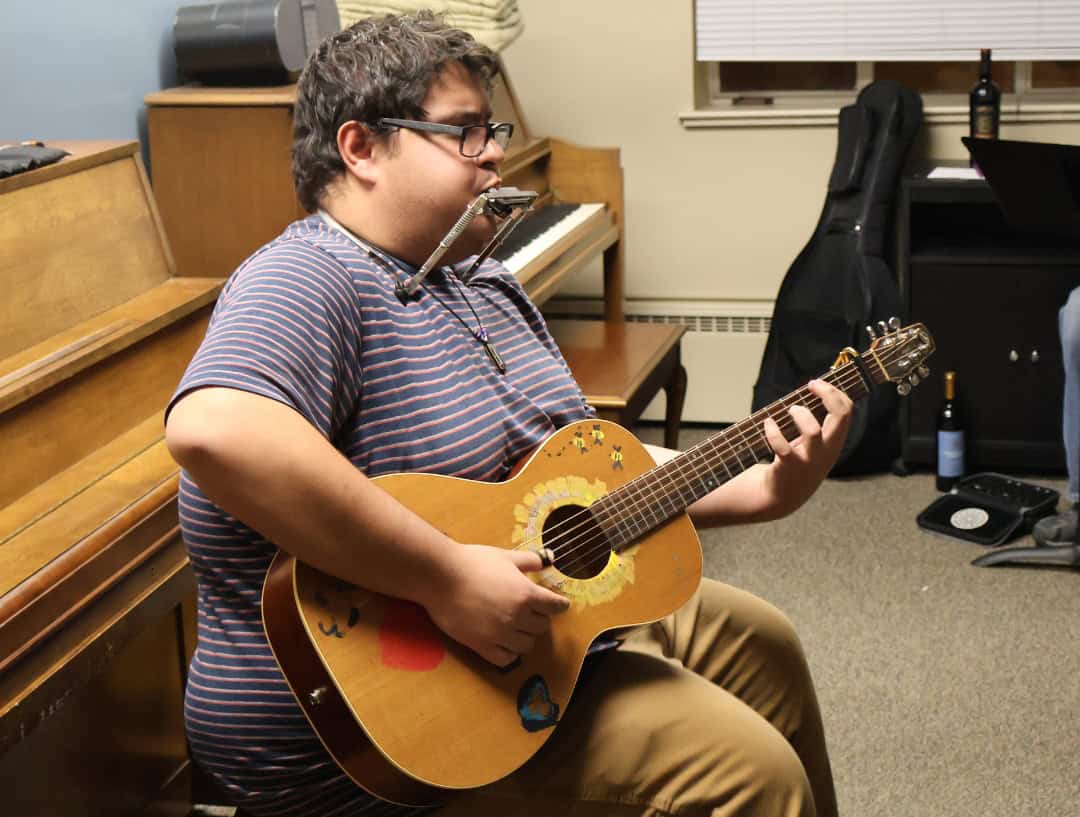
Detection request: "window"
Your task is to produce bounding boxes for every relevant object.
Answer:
[708,60,1079,100]
[689,1,1080,126]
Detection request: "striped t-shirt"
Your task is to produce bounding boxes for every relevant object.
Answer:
[169,215,593,817]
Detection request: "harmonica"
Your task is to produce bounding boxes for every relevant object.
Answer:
[397,187,539,298]
[480,186,539,218]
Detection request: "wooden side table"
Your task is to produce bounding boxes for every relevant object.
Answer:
[549,319,688,449]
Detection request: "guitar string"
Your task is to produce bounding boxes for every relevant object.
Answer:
[539,379,849,577]
[501,341,908,576]
[522,362,872,575]
[543,363,880,578]
[531,337,924,577]
[589,334,919,530]
[511,339,922,575]
[545,339,923,575]
[548,343,914,574]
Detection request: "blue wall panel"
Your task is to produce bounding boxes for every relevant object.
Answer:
[1,0,181,169]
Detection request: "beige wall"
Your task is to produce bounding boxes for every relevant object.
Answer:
[502,0,1080,305]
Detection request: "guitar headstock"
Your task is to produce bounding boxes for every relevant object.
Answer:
[865,318,936,395]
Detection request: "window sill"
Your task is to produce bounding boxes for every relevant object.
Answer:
[680,96,1080,129]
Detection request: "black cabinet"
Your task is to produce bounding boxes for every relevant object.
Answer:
[898,169,1080,471]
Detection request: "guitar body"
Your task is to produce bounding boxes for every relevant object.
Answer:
[263,419,703,805]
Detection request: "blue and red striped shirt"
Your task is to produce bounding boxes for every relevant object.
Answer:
[169,215,592,816]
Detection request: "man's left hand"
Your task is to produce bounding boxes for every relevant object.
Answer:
[759,378,853,517]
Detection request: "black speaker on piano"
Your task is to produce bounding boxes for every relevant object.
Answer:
[174,0,340,85]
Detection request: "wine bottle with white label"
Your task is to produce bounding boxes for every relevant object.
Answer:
[936,370,965,491]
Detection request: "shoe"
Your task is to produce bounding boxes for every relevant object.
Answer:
[1032,508,1079,546]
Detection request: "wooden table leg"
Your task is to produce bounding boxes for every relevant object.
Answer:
[663,359,688,450]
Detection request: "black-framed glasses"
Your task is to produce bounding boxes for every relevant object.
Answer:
[376,118,514,158]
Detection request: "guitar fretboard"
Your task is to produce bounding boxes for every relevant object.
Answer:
[590,356,880,550]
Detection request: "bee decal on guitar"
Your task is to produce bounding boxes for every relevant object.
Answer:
[610,445,623,470]
[572,430,588,453]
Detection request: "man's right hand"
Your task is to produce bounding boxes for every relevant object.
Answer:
[423,544,570,668]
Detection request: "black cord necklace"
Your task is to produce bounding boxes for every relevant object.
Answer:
[316,209,506,375]
[421,275,507,374]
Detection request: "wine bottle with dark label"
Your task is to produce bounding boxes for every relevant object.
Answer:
[969,48,1001,144]
[936,370,965,492]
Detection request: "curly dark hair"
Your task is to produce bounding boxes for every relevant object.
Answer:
[291,11,498,212]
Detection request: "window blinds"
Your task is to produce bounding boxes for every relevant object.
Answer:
[695,0,1080,62]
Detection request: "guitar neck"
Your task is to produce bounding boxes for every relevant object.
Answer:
[590,352,886,550]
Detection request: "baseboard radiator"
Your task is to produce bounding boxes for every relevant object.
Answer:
[543,298,773,426]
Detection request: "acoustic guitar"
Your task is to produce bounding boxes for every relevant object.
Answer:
[262,320,935,806]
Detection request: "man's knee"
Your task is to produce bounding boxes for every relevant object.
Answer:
[713,717,816,816]
[700,580,809,672]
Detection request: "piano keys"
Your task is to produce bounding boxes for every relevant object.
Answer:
[492,201,609,294]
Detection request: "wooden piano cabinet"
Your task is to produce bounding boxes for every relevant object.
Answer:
[145,63,687,442]
[145,86,305,280]
[0,544,195,817]
[0,141,223,816]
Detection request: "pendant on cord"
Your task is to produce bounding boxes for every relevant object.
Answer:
[476,328,506,374]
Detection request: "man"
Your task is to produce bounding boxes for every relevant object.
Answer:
[165,12,851,817]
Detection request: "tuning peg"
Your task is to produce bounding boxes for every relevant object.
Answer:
[917,365,929,378]
[866,325,877,341]
[897,381,912,396]
[908,373,920,386]
[878,320,888,336]
[888,316,901,330]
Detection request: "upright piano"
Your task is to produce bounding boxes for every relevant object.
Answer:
[145,61,688,447]
[0,142,223,815]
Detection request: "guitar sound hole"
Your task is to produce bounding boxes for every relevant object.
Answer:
[542,504,611,579]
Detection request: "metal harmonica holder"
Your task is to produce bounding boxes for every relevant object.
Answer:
[395,186,539,300]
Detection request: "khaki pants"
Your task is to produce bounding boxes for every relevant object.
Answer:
[438,578,838,817]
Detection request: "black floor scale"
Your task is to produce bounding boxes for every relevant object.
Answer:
[918,472,1058,546]
[917,473,1078,567]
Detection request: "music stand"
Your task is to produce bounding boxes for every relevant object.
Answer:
[961,136,1080,567]
[962,137,1080,238]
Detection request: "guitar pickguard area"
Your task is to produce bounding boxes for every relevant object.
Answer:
[511,474,637,608]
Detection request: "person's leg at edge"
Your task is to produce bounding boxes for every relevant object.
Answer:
[1034,287,1080,545]
[1061,287,1080,508]
[436,579,836,817]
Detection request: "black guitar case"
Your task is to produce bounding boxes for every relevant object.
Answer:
[751,80,923,476]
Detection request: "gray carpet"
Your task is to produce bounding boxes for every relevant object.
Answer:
[637,423,1080,817]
